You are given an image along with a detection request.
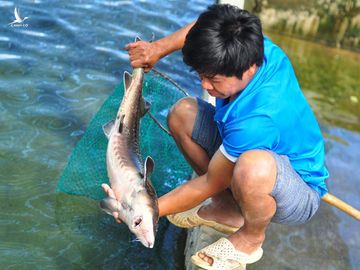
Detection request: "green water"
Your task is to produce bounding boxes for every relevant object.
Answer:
[0,1,359,269]
[268,33,360,133]
[253,32,360,270]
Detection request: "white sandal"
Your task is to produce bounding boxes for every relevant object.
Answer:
[191,238,263,270]
[166,202,240,235]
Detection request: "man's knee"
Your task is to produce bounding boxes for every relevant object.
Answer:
[167,97,197,136]
[231,150,277,198]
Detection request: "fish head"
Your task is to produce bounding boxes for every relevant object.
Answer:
[129,190,159,248]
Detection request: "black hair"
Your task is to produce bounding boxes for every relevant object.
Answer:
[182,4,264,79]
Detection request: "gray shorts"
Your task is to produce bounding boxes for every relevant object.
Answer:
[191,98,321,225]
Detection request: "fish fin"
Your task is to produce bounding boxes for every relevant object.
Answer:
[143,156,158,205]
[140,97,151,117]
[100,197,119,216]
[135,36,142,42]
[102,120,115,138]
[119,114,125,133]
[149,32,155,43]
[123,71,132,92]
[144,156,155,180]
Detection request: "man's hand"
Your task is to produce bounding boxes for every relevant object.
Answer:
[125,41,161,72]
[158,150,235,217]
[101,183,122,224]
[124,21,196,73]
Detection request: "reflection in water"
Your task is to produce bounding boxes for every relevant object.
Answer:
[0,1,359,269]
[266,33,360,269]
[267,32,360,133]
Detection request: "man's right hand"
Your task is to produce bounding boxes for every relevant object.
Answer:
[124,21,196,72]
[125,40,161,73]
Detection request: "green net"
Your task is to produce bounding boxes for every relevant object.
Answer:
[57,70,192,200]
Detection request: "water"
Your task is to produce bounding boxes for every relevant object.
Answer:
[0,1,359,269]
[253,33,360,270]
[0,1,208,269]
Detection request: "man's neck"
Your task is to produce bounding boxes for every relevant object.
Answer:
[228,95,236,103]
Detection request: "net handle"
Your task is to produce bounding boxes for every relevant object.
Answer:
[148,111,172,137]
[145,68,189,136]
[152,68,189,97]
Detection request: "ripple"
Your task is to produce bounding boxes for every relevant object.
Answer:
[93,46,128,60]
[54,44,67,49]
[0,1,13,7]
[6,91,32,102]
[70,129,85,137]
[70,3,95,10]
[0,54,22,60]
[49,117,73,130]
[105,23,139,37]
[100,1,132,7]
[19,109,77,132]
[22,127,40,157]
[0,36,10,41]
[148,24,168,36]
[17,30,48,38]
[56,17,79,32]
[85,72,118,82]
[19,103,63,117]
[25,192,55,220]
[0,215,21,226]
[68,73,81,85]
[55,89,80,103]
[0,242,55,270]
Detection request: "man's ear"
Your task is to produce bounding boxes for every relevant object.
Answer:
[243,64,257,80]
[248,64,257,77]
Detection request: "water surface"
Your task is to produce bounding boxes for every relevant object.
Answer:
[0,1,359,269]
[1,1,208,269]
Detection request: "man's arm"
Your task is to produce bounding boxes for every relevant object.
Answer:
[158,149,235,217]
[102,149,235,222]
[125,21,196,72]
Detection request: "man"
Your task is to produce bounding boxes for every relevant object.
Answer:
[103,4,329,269]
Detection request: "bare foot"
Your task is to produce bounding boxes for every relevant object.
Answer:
[197,251,214,266]
[197,190,244,228]
[228,230,264,254]
[198,203,244,228]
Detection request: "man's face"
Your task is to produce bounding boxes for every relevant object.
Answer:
[199,65,257,99]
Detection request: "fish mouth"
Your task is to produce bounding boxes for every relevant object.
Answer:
[137,237,154,248]
[136,230,155,249]
[144,233,155,248]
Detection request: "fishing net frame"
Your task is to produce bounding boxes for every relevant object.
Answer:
[57,69,192,200]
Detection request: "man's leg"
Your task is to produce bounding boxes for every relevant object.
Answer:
[167,97,243,227]
[167,97,209,175]
[197,150,277,265]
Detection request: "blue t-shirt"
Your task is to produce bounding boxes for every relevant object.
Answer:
[214,36,329,197]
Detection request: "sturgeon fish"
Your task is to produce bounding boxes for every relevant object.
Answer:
[100,40,159,248]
